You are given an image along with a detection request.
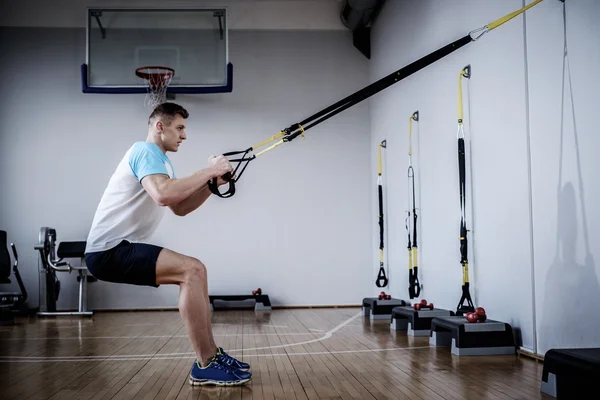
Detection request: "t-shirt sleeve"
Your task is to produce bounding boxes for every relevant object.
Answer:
[128,144,168,182]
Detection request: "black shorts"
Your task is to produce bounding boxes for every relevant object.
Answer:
[85,240,164,288]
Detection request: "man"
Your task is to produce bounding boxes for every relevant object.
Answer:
[84,102,251,386]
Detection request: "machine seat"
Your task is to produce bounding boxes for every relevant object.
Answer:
[57,241,87,259]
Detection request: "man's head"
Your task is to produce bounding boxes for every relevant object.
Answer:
[147,102,189,153]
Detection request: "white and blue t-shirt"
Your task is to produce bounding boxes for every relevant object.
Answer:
[85,142,175,253]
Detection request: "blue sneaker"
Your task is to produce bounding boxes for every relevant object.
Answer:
[218,347,251,371]
[188,354,252,386]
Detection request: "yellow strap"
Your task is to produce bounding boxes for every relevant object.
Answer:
[408,249,412,271]
[251,124,305,154]
[251,131,285,151]
[413,248,418,270]
[457,66,469,123]
[254,139,285,157]
[296,124,305,140]
[487,0,544,31]
[458,68,464,123]
[462,261,469,284]
[378,141,384,175]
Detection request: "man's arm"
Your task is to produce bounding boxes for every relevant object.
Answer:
[169,185,212,216]
[141,167,216,208]
[170,173,233,216]
[140,155,232,215]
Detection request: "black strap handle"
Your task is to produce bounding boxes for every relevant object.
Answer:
[375,264,388,288]
[409,267,420,299]
[208,172,236,198]
[207,149,255,199]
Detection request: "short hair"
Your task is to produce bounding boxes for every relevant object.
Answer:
[148,102,189,126]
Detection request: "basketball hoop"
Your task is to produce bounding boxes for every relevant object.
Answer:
[135,66,175,109]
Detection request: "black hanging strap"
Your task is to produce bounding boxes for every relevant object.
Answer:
[376,140,388,288]
[456,65,475,315]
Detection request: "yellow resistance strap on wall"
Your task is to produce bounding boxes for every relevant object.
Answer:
[407,111,420,299]
[456,65,475,315]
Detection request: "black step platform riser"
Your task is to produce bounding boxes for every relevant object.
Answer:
[391,306,454,332]
[430,316,516,356]
[541,348,600,399]
[209,294,272,311]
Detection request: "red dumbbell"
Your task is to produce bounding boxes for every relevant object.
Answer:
[252,288,262,296]
[465,312,478,323]
[475,306,486,322]
[378,291,392,300]
[413,299,434,310]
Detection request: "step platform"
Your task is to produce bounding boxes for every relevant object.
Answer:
[362,297,408,321]
[391,306,454,336]
[541,347,600,398]
[209,294,272,311]
[429,315,515,356]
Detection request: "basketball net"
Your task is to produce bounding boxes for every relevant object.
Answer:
[135,66,174,109]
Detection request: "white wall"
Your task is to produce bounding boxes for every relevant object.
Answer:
[0,27,372,310]
[526,0,600,355]
[369,0,600,355]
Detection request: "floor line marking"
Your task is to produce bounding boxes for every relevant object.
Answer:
[0,312,363,361]
[0,333,317,341]
[0,346,432,363]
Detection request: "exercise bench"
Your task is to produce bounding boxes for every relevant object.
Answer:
[0,230,28,324]
[34,227,95,317]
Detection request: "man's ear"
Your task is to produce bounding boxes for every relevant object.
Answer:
[155,120,163,132]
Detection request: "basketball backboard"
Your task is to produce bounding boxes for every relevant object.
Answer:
[81,7,232,98]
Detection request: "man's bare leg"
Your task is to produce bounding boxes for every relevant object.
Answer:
[202,273,218,351]
[155,248,217,366]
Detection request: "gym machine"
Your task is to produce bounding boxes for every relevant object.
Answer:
[34,227,95,316]
[0,230,28,324]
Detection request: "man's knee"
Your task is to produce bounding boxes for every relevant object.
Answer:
[184,257,207,282]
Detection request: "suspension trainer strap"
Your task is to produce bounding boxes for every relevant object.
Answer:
[207,129,299,197]
[210,0,545,198]
[456,65,475,315]
[376,140,389,288]
[407,111,421,299]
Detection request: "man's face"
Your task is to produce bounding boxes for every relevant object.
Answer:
[158,115,186,152]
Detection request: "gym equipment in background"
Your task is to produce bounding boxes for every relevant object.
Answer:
[541,348,600,399]
[0,230,28,324]
[406,111,421,299]
[455,64,475,316]
[209,289,272,312]
[378,291,391,300]
[362,296,407,322]
[206,0,545,198]
[429,314,516,356]
[465,307,487,323]
[34,227,95,317]
[81,8,233,104]
[375,139,389,288]
[391,301,454,337]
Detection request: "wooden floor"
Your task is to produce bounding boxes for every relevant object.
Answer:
[0,308,551,400]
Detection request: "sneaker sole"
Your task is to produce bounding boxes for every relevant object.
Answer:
[188,377,252,386]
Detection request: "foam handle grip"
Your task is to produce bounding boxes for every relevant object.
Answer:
[208,172,236,198]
